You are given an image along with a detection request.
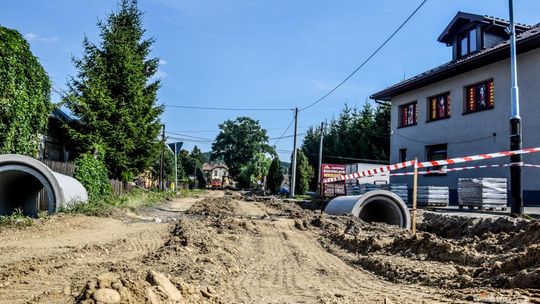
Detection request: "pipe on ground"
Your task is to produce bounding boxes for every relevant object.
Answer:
[0,154,88,216]
[324,190,411,229]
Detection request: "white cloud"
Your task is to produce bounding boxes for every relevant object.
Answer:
[159,59,167,66]
[24,32,38,40]
[24,32,59,43]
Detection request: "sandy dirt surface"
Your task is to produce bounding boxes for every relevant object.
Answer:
[0,191,538,303]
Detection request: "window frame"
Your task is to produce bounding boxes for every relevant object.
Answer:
[398,101,418,128]
[458,26,480,58]
[399,148,407,163]
[426,92,451,122]
[463,79,495,114]
[425,144,448,176]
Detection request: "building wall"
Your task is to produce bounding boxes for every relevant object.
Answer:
[389,48,540,204]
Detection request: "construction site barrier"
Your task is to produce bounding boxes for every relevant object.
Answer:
[323,147,540,183]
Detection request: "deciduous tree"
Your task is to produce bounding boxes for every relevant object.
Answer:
[0,26,51,156]
[211,117,274,180]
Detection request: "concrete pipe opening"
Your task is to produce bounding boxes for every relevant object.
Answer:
[0,154,88,217]
[324,190,411,229]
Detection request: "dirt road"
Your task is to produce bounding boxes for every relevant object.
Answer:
[0,191,537,303]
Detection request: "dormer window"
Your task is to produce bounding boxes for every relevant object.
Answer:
[459,27,478,57]
[437,12,532,61]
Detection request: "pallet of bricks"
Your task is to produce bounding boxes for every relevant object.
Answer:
[458,178,508,211]
[417,186,449,208]
[381,184,408,205]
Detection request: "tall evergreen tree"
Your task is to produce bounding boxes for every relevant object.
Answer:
[301,102,390,189]
[292,149,314,195]
[266,157,283,194]
[65,0,163,181]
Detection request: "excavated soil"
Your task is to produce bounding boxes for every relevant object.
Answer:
[0,190,538,303]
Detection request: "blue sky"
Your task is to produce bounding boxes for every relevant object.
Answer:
[2,0,540,160]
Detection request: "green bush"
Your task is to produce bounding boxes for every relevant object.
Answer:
[74,153,112,202]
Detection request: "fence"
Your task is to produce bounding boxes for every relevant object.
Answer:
[41,159,75,177]
[110,179,133,196]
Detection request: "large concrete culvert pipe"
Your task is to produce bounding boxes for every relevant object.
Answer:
[324,190,411,229]
[0,154,88,217]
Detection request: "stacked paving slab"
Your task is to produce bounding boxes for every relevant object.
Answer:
[458,178,508,210]
[381,184,408,205]
[417,186,449,207]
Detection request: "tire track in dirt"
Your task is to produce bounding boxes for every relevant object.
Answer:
[222,217,463,303]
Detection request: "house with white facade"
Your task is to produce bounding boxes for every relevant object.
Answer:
[370,12,540,205]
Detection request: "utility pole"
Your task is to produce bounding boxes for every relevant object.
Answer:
[316,122,325,196]
[174,142,178,194]
[290,107,299,197]
[508,0,523,215]
[160,124,165,191]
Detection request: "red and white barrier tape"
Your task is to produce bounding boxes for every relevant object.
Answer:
[416,147,540,168]
[389,163,523,176]
[323,146,540,183]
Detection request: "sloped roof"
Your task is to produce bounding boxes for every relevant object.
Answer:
[202,163,228,172]
[371,24,540,101]
[438,11,531,44]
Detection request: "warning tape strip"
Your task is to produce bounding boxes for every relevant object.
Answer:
[416,147,540,168]
[388,163,524,176]
[323,146,540,183]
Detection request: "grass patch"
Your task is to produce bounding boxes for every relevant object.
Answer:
[0,208,34,227]
[63,189,206,216]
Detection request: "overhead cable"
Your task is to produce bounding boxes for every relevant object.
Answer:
[299,0,428,111]
[164,104,293,111]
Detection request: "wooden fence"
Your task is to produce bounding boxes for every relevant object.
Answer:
[109,179,133,196]
[41,159,75,177]
[36,160,137,209]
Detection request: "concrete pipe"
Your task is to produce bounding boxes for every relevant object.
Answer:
[0,154,88,216]
[324,190,411,229]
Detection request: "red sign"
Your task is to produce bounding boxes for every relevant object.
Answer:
[321,164,345,197]
[321,163,346,179]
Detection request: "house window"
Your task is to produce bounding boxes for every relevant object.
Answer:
[459,27,479,57]
[426,144,447,176]
[399,149,407,163]
[428,93,451,121]
[465,80,494,113]
[399,102,417,128]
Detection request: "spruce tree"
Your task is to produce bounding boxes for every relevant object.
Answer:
[65,0,163,181]
[266,157,283,194]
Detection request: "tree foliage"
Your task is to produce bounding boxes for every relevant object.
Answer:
[266,157,283,194]
[301,103,390,190]
[292,149,314,195]
[179,148,206,189]
[211,117,275,180]
[64,0,163,181]
[0,26,51,156]
[74,153,112,202]
[237,153,272,189]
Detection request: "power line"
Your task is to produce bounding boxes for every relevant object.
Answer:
[166,131,213,141]
[272,116,297,146]
[299,0,428,112]
[167,125,311,134]
[269,132,306,141]
[164,104,294,111]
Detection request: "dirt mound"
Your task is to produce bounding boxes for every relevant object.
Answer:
[186,197,237,218]
[77,270,219,303]
[317,211,540,291]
